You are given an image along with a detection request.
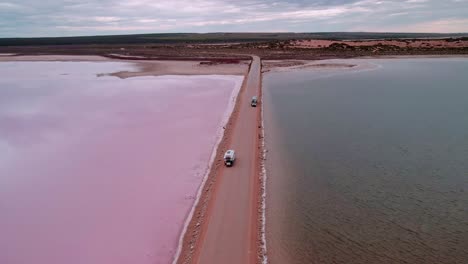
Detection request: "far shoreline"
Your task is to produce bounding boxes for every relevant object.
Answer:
[262,55,468,74]
[2,54,468,78]
[0,55,250,77]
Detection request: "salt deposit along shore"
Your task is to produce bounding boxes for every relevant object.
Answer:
[0,60,244,264]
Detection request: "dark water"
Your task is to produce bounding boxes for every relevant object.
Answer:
[263,58,468,264]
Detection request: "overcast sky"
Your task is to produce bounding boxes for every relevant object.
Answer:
[1,0,467,37]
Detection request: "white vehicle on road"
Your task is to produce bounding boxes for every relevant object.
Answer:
[223,150,236,167]
[251,96,258,107]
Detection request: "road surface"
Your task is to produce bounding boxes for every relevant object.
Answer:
[194,56,262,264]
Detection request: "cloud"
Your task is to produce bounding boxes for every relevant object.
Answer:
[93,17,121,23]
[357,18,468,33]
[0,0,467,37]
[0,2,21,9]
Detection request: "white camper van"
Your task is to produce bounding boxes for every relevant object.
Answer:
[224,150,236,167]
[251,96,258,107]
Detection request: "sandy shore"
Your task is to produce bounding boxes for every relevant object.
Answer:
[256,70,267,264]
[262,55,468,74]
[0,55,249,77]
[107,60,249,78]
[262,60,358,73]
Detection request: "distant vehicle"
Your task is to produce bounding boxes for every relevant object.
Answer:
[251,96,258,107]
[224,150,236,167]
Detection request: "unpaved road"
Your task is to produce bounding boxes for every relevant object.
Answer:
[194,56,262,264]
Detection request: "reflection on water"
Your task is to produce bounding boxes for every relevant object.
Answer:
[0,61,243,264]
[264,58,468,264]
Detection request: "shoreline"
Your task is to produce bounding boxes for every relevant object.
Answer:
[1,36,467,61]
[12,54,466,77]
[262,55,468,73]
[261,76,296,264]
[257,71,268,264]
[0,55,249,77]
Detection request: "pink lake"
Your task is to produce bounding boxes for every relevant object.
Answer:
[0,61,243,264]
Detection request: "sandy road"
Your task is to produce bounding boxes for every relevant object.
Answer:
[193,56,262,264]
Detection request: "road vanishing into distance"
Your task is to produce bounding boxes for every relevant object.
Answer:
[194,56,262,264]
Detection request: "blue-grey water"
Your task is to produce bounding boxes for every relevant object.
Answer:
[263,58,468,264]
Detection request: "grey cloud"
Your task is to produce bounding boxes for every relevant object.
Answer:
[0,0,467,37]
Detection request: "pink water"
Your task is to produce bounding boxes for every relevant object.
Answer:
[0,62,243,264]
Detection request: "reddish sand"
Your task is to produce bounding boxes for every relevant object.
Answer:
[0,61,243,264]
